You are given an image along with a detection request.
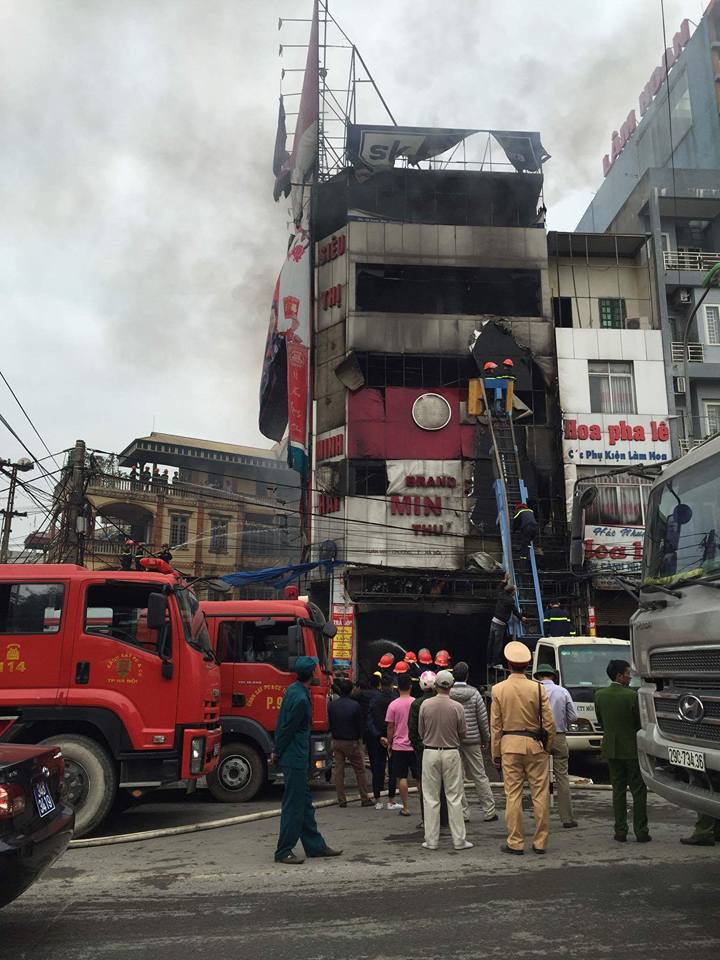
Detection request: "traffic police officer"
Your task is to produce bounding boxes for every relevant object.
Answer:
[491,641,555,854]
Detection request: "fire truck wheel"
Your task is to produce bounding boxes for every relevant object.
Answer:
[39,734,117,837]
[207,742,264,803]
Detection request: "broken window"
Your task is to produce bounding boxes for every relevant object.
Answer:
[552,296,573,328]
[356,264,542,317]
[355,353,476,388]
[348,461,388,496]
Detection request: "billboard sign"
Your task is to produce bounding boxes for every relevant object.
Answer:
[562,415,671,466]
[258,229,311,475]
[331,603,354,671]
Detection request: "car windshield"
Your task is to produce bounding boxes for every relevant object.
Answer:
[559,644,631,688]
[643,455,720,586]
[176,588,212,654]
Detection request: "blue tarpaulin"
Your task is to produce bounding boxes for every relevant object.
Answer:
[221,560,346,589]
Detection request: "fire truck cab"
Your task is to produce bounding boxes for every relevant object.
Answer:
[0,562,222,836]
[201,599,335,802]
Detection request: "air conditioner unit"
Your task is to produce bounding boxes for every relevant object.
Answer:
[625,317,651,330]
[673,376,687,393]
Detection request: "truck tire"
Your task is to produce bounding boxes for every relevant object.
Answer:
[39,734,117,837]
[207,742,264,803]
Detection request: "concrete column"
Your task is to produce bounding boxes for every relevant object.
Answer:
[194,503,204,579]
[649,188,681,455]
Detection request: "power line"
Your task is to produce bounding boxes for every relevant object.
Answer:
[0,412,59,495]
[0,368,61,469]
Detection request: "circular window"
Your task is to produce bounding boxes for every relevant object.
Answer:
[411,393,452,431]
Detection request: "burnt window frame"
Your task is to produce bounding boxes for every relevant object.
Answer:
[552,296,573,328]
[355,263,543,317]
[348,461,388,496]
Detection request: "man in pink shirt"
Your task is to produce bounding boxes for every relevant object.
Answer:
[384,675,419,816]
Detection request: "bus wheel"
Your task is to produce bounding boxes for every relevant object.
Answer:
[207,743,264,803]
[39,734,117,838]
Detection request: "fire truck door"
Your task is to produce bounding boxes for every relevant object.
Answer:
[69,581,180,749]
[217,618,298,730]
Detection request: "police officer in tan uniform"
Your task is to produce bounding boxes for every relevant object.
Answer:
[490,641,556,855]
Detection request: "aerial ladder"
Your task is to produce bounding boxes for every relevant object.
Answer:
[477,376,545,642]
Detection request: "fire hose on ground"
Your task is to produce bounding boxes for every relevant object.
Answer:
[68,780,611,849]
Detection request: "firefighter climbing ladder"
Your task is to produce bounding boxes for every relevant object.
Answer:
[481,379,545,640]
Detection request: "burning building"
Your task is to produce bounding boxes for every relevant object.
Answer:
[307,139,575,680]
[260,6,578,679]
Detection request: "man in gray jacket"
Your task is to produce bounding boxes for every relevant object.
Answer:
[450,662,497,822]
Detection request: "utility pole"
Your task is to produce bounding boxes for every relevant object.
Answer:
[63,440,88,565]
[0,457,34,563]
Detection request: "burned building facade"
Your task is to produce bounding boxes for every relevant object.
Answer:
[310,159,573,679]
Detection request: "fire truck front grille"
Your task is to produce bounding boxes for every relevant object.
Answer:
[656,716,720,744]
[650,648,720,676]
[204,700,219,723]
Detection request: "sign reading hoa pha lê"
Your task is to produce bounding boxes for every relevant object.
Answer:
[562,415,671,465]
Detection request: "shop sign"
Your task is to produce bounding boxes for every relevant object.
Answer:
[386,460,465,495]
[563,416,670,465]
[602,18,691,176]
[320,284,343,310]
[331,603,354,671]
[385,461,469,538]
[318,233,346,265]
[316,432,344,461]
[584,524,644,579]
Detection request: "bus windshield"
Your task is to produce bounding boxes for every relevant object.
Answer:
[643,455,720,586]
[559,644,631,688]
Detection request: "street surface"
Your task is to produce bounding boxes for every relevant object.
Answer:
[82,751,608,839]
[2,785,719,959]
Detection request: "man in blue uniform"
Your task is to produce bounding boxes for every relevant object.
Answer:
[273,656,343,864]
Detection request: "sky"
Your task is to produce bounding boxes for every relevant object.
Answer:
[0,0,699,538]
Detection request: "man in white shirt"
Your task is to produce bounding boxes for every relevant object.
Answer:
[534,664,578,828]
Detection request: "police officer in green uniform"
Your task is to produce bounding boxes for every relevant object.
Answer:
[594,659,650,843]
[273,656,343,864]
[681,813,720,846]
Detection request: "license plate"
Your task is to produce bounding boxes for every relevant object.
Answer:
[668,747,705,772]
[33,779,56,818]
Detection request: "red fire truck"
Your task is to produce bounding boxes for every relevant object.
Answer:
[201,599,335,802]
[0,561,222,836]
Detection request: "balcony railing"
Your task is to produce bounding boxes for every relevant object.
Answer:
[87,474,283,508]
[679,438,704,456]
[671,341,705,363]
[664,250,720,272]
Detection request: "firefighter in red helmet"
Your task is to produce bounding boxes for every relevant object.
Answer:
[418,648,434,667]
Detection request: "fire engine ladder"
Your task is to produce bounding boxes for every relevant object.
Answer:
[481,382,545,640]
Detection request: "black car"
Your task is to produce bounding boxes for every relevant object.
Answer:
[0,743,74,909]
